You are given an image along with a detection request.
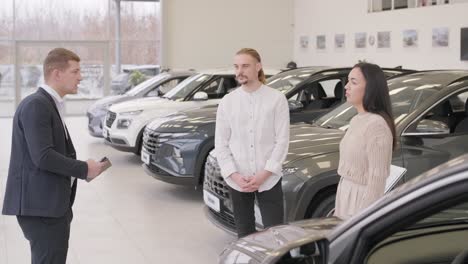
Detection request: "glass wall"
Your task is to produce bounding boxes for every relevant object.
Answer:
[1,0,161,117]
[0,41,14,117]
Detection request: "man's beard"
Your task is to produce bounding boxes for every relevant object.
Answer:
[236,75,248,85]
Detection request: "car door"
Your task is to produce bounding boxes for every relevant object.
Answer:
[400,88,468,181]
[343,167,468,264]
[289,77,346,123]
[364,199,468,264]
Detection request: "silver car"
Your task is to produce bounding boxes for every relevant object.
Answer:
[86,71,194,137]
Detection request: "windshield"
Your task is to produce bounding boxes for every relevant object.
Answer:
[266,68,321,94]
[124,73,169,96]
[163,73,210,101]
[314,77,443,130]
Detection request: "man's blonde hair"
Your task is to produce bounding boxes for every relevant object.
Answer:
[43,48,80,80]
[236,48,266,84]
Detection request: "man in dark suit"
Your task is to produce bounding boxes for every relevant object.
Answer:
[2,48,107,264]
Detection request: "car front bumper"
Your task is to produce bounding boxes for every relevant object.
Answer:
[87,111,105,137]
[143,163,197,186]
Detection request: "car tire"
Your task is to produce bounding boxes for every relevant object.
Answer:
[133,129,145,156]
[306,191,336,218]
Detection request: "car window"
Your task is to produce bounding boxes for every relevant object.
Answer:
[406,89,468,134]
[318,79,341,97]
[195,76,237,99]
[200,78,221,96]
[366,200,468,264]
[163,73,210,101]
[156,78,184,95]
[266,68,321,94]
[314,81,436,130]
[125,73,170,96]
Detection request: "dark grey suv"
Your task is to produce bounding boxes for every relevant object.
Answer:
[203,70,468,234]
[142,67,413,186]
[219,153,468,264]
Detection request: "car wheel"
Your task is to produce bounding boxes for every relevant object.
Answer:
[306,191,336,218]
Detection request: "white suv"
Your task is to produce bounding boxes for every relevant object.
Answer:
[103,68,278,154]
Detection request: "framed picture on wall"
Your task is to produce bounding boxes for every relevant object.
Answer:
[377,31,391,48]
[317,35,326,49]
[355,32,367,48]
[335,34,345,49]
[403,29,418,47]
[300,35,309,49]
[432,27,449,47]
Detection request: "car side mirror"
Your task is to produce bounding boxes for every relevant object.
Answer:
[280,239,329,263]
[193,91,208,101]
[288,101,304,112]
[402,119,450,137]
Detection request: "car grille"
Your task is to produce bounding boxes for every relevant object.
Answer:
[106,111,116,128]
[203,155,230,200]
[147,163,171,176]
[142,128,172,154]
[207,208,236,233]
[203,153,236,232]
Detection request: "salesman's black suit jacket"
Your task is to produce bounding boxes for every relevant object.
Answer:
[2,88,88,217]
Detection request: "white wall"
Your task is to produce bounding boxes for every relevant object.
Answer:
[161,0,293,70]
[294,0,468,70]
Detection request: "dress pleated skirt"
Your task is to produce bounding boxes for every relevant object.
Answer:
[334,177,368,220]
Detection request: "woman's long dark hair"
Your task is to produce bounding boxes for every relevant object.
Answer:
[354,62,397,149]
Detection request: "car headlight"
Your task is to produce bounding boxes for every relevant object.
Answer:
[117,118,132,129]
[120,110,143,116]
[169,132,190,139]
[282,167,299,176]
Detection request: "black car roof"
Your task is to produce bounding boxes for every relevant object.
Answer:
[387,70,468,88]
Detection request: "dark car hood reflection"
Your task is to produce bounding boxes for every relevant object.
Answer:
[223,217,341,262]
[285,124,343,165]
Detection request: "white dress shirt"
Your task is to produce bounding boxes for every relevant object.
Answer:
[41,84,75,185]
[215,84,290,192]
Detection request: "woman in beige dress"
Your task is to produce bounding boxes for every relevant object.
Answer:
[334,62,396,220]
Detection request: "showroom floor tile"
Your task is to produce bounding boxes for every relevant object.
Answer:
[0,116,233,264]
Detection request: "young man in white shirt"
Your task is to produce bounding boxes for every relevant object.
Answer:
[215,48,290,237]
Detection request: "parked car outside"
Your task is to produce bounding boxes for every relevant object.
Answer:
[87,71,194,137]
[219,153,468,264]
[141,67,414,187]
[104,68,279,155]
[111,65,160,94]
[203,70,468,234]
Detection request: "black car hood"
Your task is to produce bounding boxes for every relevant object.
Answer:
[221,217,341,263]
[156,111,344,162]
[285,124,343,165]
